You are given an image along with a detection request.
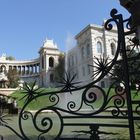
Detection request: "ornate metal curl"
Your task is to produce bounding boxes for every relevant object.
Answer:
[135,103,140,116]
[19,105,64,140]
[0,8,139,140]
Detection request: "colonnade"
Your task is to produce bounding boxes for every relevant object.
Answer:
[0,63,40,76]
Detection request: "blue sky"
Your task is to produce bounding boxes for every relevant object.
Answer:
[0,0,130,60]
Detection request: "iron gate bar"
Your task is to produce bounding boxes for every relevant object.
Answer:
[1,8,140,140]
[119,14,136,140]
[63,115,131,119]
[104,9,135,140]
[63,123,129,128]
[132,100,140,104]
[63,116,140,120]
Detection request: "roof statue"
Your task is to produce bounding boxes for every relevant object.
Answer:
[42,38,58,49]
[0,53,6,61]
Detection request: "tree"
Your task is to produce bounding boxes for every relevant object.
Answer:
[113,50,140,89]
[54,53,65,81]
[6,68,19,88]
[6,56,15,60]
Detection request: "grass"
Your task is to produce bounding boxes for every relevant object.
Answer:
[10,87,140,110]
[4,88,140,139]
[11,87,58,110]
[0,113,139,140]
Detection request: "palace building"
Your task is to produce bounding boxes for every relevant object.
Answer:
[67,24,132,88]
[0,39,61,87]
[0,23,132,88]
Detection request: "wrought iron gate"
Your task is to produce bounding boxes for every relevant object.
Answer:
[0,9,140,140]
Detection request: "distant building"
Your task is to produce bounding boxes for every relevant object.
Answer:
[0,39,61,87]
[0,24,133,88]
[67,24,133,88]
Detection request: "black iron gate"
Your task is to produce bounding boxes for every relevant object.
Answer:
[0,9,140,140]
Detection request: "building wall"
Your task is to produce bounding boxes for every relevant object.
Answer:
[67,24,132,88]
[0,24,133,88]
[0,39,61,87]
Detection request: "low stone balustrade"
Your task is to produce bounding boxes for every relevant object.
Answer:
[0,88,17,96]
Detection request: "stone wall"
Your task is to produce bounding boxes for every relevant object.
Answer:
[0,88,17,96]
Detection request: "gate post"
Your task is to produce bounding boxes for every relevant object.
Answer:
[117,13,135,140]
[105,9,135,140]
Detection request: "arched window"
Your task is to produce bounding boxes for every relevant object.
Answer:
[87,64,90,74]
[0,65,6,72]
[50,73,54,82]
[49,57,54,67]
[86,44,90,56]
[81,47,85,58]
[97,41,103,53]
[101,81,105,88]
[82,66,85,76]
[42,56,44,69]
[111,43,116,56]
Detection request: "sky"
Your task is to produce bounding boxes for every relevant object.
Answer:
[0,0,130,60]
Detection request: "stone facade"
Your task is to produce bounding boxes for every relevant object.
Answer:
[0,24,133,88]
[67,24,133,88]
[0,39,61,87]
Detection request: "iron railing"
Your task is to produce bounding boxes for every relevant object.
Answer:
[0,9,140,140]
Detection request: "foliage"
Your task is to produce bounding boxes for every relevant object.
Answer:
[11,88,57,110]
[6,68,19,88]
[6,56,15,60]
[112,50,140,88]
[54,53,65,81]
[11,87,140,110]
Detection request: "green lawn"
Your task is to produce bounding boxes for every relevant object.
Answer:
[11,87,140,110]
[5,88,140,139]
[0,113,140,140]
[11,88,58,110]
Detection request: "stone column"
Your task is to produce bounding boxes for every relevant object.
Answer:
[19,66,22,75]
[27,65,30,75]
[13,66,17,71]
[22,66,25,75]
[35,64,37,74]
[31,65,34,75]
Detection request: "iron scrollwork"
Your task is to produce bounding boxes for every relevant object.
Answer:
[0,9,140,140]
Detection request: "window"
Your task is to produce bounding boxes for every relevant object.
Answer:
[68,58,71,67]
[87,65,91,74]
[101,81,105,88]
[97,41,103,53]
[82,66,85,76]
[86,44,90,56]
[42,56,44,69]
[49,57,54,67]
[0,65,6,72]
[9,66,12,70]
[81,47,85,58]
[72,56,74,65]
[111,43,116,56]
[75,55,77,65]
[50,73,54,82]
[76,69,78,79]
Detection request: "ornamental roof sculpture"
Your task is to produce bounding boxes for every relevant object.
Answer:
[42,39,58,49]
[0,54,6,61]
